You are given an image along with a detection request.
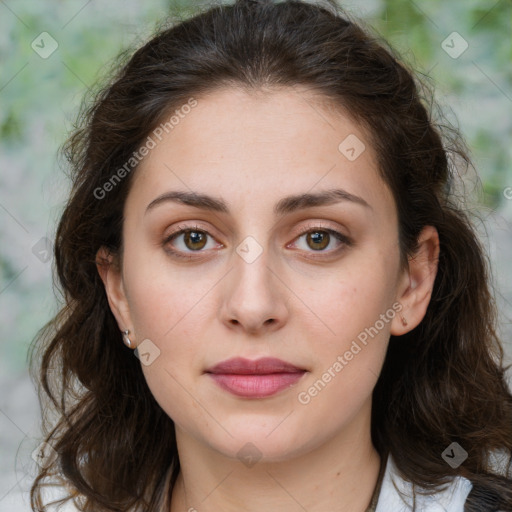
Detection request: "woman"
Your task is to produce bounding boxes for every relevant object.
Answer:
[29,0,512,510]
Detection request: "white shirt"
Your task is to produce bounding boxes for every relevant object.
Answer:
[374,454,473,511]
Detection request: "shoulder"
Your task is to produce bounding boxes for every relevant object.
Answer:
[375,454,473,512]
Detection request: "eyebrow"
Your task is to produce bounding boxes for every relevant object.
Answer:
[145,188,371,216]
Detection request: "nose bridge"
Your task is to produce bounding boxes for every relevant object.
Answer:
[232,233,276,304]
[221,231,288,332]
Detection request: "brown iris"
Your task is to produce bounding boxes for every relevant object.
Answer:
[183,230,208,251]
[306,231,330,251]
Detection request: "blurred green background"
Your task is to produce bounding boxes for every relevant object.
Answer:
[0,0,511,509]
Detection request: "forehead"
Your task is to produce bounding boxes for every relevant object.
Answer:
[127,86,395,222]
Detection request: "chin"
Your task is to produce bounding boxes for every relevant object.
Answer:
[205,420,312,463]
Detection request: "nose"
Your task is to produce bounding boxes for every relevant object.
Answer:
[220,244,289,336]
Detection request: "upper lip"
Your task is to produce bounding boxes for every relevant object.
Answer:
[206,357,305,375]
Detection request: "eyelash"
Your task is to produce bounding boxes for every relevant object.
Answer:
[162,223,352,260]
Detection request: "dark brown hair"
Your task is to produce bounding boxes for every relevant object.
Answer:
[29,0,512,510]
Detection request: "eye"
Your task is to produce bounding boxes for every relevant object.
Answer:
[289,224,351,255]
[163,224,221,259]
[163,223,351,260]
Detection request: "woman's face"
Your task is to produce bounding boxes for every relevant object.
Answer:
[99,86,425,462]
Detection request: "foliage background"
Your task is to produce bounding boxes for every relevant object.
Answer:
[0,0,511,509]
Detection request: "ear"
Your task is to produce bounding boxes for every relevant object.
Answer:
[96,246,135,341]
[391,225,440,335]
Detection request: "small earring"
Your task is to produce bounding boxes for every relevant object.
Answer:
[400,314,408,327]
[122,329,132,348]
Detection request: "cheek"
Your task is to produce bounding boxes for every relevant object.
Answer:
[123,245,208,340]
[294,248,398,402]
[294,269,393,433]
[121,253,208,418]
[127,260,207,426]
[308,255,397,346]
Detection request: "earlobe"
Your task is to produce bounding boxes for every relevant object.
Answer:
[96,246,134,337]
[391,226,440,336]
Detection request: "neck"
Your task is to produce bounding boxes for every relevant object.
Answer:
[169,405,381,512]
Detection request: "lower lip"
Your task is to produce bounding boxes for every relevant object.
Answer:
[208,372,306,398]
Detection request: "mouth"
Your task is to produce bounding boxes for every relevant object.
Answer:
[205,357,307,399]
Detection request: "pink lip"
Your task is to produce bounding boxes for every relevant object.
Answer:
[206,357,307,398]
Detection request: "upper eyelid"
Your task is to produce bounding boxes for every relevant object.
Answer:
[165,222,350,249]
[165,221,346,238]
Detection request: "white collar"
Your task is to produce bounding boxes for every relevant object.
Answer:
[375,454,473,511]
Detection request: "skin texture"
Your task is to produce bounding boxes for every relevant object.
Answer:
[96,86,439,512]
